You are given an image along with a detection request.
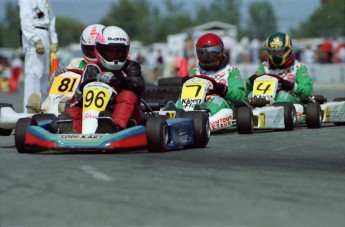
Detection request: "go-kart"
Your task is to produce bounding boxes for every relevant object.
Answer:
[169,75,253,134]
[14,79,210,153]
[319,97,345,125]
[248,73,322,130]
[0,69,82,136]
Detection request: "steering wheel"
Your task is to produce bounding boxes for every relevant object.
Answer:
[185,75,219,95]
[256,73,285,83]
[78,78,97,92]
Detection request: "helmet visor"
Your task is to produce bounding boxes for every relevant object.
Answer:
[266,47,285,58]
[96,43,129,62]
[81,45,96,59]
[196,45,223,64]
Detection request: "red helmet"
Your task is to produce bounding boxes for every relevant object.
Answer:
[196,33,224,70]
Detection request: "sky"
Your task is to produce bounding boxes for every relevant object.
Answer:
[0,0,320,34]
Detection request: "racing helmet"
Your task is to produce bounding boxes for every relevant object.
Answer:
[95,26,130,71]
[80,24,105,64]
[196,33,224,70]
[265,32,292,67]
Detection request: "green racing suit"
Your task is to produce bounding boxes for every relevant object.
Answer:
[246,60,313,104]
[174,64,246,115]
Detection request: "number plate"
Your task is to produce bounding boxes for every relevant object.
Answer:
[83,83,113,112]
[50,73,80,95]
[253,76,279,99]
[181,81,207,111]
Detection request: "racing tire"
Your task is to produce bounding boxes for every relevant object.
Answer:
[0,103,14,136]
[31,113,59,133]
[58,112,74,134]
[146,116,169,153]
[158,77,184,87]
[15,117,37,153]
[183,111,210,148]
[236,106,254,134]
[305,102,322,129]
[272,102,296,131]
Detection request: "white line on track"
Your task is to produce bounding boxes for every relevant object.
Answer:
[80,165,113,181]
[273,147,288,151]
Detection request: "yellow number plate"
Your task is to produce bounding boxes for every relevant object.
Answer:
[50,76,79,95]
[83,87,111,112]
[181,82,206,99]
[253,80,276,96]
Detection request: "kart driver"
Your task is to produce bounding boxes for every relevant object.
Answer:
[170,33,246,116]
[59,26,145,134]
[246,32,313,103]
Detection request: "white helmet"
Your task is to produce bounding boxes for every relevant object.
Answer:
[95,26,130,70]
[80,24,105,63]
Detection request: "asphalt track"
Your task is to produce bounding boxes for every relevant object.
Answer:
[0,82,345,227]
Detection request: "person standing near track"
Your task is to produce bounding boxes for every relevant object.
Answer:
[18,0,59,112]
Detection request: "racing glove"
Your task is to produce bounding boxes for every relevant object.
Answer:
[213,82,228,97]
[96,72,124,89]
[280,79,295,91]
[74,88,83,102]
[35,39,45,54]
[50,43,59,53]
[248,74,259,85]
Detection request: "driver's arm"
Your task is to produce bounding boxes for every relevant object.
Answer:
[293,65,313,98]
[225,68,246,103]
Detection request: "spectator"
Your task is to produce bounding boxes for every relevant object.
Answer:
[18,0,59,112]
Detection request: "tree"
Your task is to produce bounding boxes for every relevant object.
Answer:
[195,0,240,27]
[247,1,277,40]
[1,2,21,48]
[100,0,152,42]
[55,17,83,46]
[290,0,345,38]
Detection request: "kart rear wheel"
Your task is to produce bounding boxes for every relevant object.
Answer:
[183,111,210,148]
[0,103,14,136]
[146,116,169,152]
[236,106,254,134]
[15,117,36,153]
[273,102,296,131]
[306,102,322,128]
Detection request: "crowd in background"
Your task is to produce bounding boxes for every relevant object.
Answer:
[1,33,345,91]
[133,34,345,84]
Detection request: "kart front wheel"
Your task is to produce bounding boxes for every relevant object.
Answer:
[236,106,254,134]
[15,117,36,153]
[306,102,322,128]
[146,116,169,153]
[183,111,210,148]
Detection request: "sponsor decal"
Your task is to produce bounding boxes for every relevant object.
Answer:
[270,37,283,48]
[182,98,202,109]
[210,116,232,130]
[84,112,97,119]
[108,37,127,42]
[60,135,103,139]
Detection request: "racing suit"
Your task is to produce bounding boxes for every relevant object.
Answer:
[175,57,246,115]
[246,55,313,104]
[65,60,145,133]
[19,0,58,112]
